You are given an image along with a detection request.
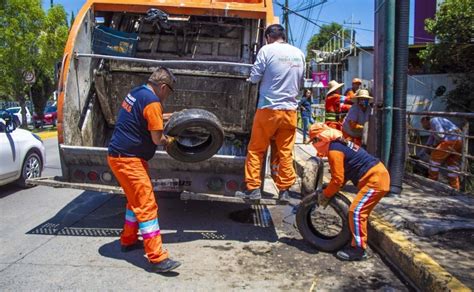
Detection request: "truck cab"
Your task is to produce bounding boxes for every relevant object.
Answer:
[29,0,279,202]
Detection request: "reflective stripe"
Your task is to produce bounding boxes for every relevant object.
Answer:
[125,209,137,223]
[447,166,459,171]
[448,173,459,178]
[430,167,439,172]
[139,218,160,236]
[430,160,441,166]
[353,189,375,247]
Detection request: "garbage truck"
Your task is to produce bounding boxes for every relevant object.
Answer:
[28,0,281,203]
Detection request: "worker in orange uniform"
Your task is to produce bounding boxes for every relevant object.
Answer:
[235,24,305,203]
[344,78,362,102]
[420,116,463,190]
[107,67,181,273]
[341,89,372,146]
[308,123,390,261]
[325,80,346,130]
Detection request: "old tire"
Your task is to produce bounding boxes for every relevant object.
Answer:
[164,109,224,163]
[296,193,351,252]
[301,157,324,197]
[16,151,42,188]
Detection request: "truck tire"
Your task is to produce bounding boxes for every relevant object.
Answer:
[301,157,324,197]
[164,109,224,163]
[296,193,351,252]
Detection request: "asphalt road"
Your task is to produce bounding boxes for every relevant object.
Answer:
[0,138,409,291]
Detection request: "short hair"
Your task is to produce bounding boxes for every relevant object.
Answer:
[264,24,286,41]
[148,67,177,91]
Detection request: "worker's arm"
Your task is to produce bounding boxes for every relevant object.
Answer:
[430,118,445,140]
[249,47,267,83]
[349,120,364,131]
[323,150,346,198]
[143,102,166,146]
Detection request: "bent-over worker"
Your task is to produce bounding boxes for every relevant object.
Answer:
[235,24,305,202]
[107,67,181,273]
[341,89,372,146]
[420,116,463,190]
[309,123,390,261]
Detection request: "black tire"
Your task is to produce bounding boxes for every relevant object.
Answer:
[164,109,224,163]
[301,157,324,197]
[52,118,57,127]
[296,193,352,252]
[16,151,42,188]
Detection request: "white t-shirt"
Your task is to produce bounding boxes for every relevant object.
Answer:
[249,42,305,110]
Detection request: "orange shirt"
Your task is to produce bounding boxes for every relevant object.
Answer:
[325,93,341,113]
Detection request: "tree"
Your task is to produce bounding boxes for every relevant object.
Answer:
[306,22,349,61]
[0,1,68,126]
[418,0,474,112]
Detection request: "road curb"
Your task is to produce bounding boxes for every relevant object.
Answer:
[36,131,57,140]
[293,155,471,292]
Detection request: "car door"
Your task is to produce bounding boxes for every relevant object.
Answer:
[0,126,21,183]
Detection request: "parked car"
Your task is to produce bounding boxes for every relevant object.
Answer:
[33,106,58,128]
[6,106,32,125]
[0,111,45,187]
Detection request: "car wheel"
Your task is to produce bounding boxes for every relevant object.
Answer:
[52,118,57,127]
[16,151,42,188]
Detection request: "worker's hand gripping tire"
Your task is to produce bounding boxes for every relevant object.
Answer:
[296,192,351,252]
[164,109,224,163]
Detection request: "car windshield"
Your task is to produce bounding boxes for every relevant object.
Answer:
[7,108,20,114]
[45,106,56,113]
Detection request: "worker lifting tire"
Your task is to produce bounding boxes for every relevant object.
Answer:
[301,157,324,197]
[164,109,224,163]
[296,193,351,252]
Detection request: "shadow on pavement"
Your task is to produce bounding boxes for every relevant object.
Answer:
[98,239,180,277]
[26,190,279,243]
[0,184,26,199]
[278,236,319,254]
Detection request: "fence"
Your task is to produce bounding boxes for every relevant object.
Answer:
[407,111,474,192]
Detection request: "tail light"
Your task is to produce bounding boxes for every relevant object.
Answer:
[74,170,85,181]
[101,171,113,182]
[207,178,224,192]
[87,171,99,181]
[225,180,238,192]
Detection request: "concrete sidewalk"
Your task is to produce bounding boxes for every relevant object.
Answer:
[292,132,473,291]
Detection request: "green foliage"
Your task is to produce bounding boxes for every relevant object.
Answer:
[0,1,68,120]
[306,22,349,60]
[418,0,474,112]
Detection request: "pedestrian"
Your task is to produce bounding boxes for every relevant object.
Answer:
[344,78,362,102]
[299,89,313,144]
[235,24,305,203]
[420,116,463,190]
[107,67,181,273]
[324,80,346,130]
[308,123,390,261]
[341,89,372,146]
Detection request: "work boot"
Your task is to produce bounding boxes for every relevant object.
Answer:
[150,258,182,273]
[278,189,291,203]
[121,241,143,252]
[235,189,262,200]
[336,246,367,261]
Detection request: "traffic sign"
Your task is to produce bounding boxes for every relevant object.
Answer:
[23,70,36,84]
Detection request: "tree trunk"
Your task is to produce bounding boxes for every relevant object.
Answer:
[17,93,28,129]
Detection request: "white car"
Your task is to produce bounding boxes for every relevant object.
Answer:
[6,106,32,125]
[0,113,45,187]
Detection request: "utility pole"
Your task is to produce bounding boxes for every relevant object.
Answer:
[50,0,54,7]
[344,14,361,53]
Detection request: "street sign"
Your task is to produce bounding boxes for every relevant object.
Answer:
[23,70,36,84]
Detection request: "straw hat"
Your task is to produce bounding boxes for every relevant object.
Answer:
[352,78,362,84]
[326,80,344,96]
[352,89,373,103]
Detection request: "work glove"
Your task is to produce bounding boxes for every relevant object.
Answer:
[245,77,252,83]
[317,191,332,209]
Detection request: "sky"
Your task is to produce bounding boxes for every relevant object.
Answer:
[42,0,416,52]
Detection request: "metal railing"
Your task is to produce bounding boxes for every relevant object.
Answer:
[407,111,474,192]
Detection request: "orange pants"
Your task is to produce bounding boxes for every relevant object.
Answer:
[245,109,297,191]
[348,162,390,249]
[428,140,462,190]
[107,156,169,263]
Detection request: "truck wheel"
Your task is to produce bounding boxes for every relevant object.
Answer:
[301,157,324,197]
[164,109,224,163]
[296,193,351,252]
[16,150,42,188]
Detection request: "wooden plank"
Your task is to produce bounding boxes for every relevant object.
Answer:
[180,191,284,205]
